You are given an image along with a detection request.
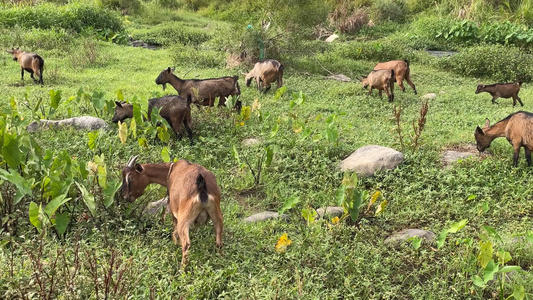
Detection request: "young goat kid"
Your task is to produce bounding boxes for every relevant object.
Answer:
[120,156,223,266]
[475,82,523,107]
[362,69,395,102]
[243,59,284,93]
[474,111,533,167]
[6,48,44,85]
[112,95,193,145]
[373,60,416,94]
[155,67,241,109]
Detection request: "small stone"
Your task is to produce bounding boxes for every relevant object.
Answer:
[339,145,404,176]
[327,74,351,82]
[325,34,339,43]
[384,229,436,244]
[243,211,285,223]
[316,206,344,218]
[422,93,437,100]
[442,150,476,167]
[242,138,260,146]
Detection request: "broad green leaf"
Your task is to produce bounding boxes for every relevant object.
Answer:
[436,230,448,249]
[130,118,137,138]
[103,179,121,208]
[91,91,106,111]
[87,131,98,150]
[447,219,468,233]
[75,182,96,217]
[97,165,107,188]
[499,265,521,273]
[161,147,171,163]
[133,102,143,126]
[213,97,220,107]
[512,285,525,300]
[409,236,422,249]
[367,191,381,211]
[118,121,127,144]
[467,194,477,200]
[116,89,124,101]
[375,200,387,215]
[472,275,485,288]
[264,146,274,167]
[301,208,317,223]
[231,145,240,163]
[29,202,42,233]
[335,185,346,206]
[44,194,71,218]
[225,95,235,109]
[274,86,287,99]
[483,260,499,283]
[477,240,493,268]
[270,123,279,138]
[55,212,70,235]
[279,195,300,214]
[483,226,502,242]
[157,126,170,142]
[496,250,512,265]
[526,231,533,244]
[240,106,251,121]
[324,125,338,143]
[0,169,33,205]
[49,89,62,110]
[2,130,22,169]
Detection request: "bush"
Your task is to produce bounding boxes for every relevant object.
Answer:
[169,43,225,68]
[0,26,72,51]
[404,16,455,50]
[328,2,369,34]
[437,44,533,82]
[371,0,408,23]
[0,3,124,34]
[130,22,211,46]
[97,0,142,15]
[332,38,416,63]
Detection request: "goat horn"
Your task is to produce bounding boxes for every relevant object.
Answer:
[127,155,139,167]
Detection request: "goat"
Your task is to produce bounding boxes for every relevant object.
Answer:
[6,48,44,85]
[373,60,416,94]
[155,67,241,109]
[112,95,193,145]
[243,59,284,92]
[474,111,533,167]
[362,69,395,102]
[475,82,523,107]
[27,116,108,132]
[120,155,223,266]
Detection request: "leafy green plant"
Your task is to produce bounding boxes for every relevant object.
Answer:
[232,145,274,187]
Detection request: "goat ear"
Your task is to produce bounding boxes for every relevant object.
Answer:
[484,118,490,129]
[475,126,484,135]
[134,164,144,173]
[166,67,171,73]
[115,101,122,107]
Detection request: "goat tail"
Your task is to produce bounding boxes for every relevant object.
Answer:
[186,94,192,107]
[234,77,241,96]
[390,69,395,80]
[404,59,410,68]
[196,174,209,204]
[278,63,284,72]
[518,81,523,86]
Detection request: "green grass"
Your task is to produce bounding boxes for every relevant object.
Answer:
[1,2,532,299]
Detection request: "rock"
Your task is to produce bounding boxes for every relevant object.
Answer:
[442,150,476,167]
[339,145,404,176]
[384,229,436,244]
[243,211,286,223]
[316,206,344,218]
[327,74,351,82]
[242,138,260,146]
[27,116,108,132]
[325,34,339,43]
[422,93,437,100]
[142,197,169,215]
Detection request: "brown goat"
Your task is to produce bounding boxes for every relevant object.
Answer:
[6,48,44,84]
[243,59,284,92]
[120,156,223,266]
[475,82,523,106]
[373,60,416,94]
[155,67,241,109]
[112,95,193,145]
[474,111,533,167]
[362,69,395,102]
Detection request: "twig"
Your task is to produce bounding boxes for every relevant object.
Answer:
[314,57,335,76]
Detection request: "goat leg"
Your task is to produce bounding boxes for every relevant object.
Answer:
[525,148,532,166]
[20,68,24,80]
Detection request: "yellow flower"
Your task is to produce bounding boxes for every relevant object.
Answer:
[275,233,292,253]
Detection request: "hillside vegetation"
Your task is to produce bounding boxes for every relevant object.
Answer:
[0,0,532,299]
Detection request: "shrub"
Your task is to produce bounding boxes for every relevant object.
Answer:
[332,38,416,63]
[437,44,533,82]
[329,1,369,34]
[97,0,142,15]
[130,22,211,46]
[371,0,408,23]
[0,26,72,51]
[405,16,455,50]
[169,43,225,68]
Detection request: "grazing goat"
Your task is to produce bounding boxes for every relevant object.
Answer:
[474,111,533,167]
[6,48,44,85]
[475,82,523,107]
[362,69,395,102]
[155,67,241,109]
[373,60,416,94]
[112,95,193,145]
[27,116,108,132]
[243,59,284,92]
[120,156,223,266]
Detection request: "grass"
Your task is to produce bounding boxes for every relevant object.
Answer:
[1,3,532,299]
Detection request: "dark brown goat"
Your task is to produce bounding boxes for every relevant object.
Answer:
[243,59,284,92]
[475,82,523,106]
[474,111,533,167]
[155,67,241,108]
[362,69,395,102]
[112,95,193,145]
[373,60,416,94]
[6,48,44,84]
[120,156,223,266]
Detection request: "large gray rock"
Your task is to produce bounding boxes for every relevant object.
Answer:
[339,145,404,176]
[442,150,476,167]
[142,197,169,215]
[27,116,108,132]
[384,229,436,244]
[243,211,285,223]
[316,206,344,218]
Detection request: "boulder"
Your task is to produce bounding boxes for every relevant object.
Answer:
[339,145,404,176]
[327,74,351,82]
[243,211,286,223]
[316,206,344,218]
[27,116,108,132]
[384,229,436,244]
